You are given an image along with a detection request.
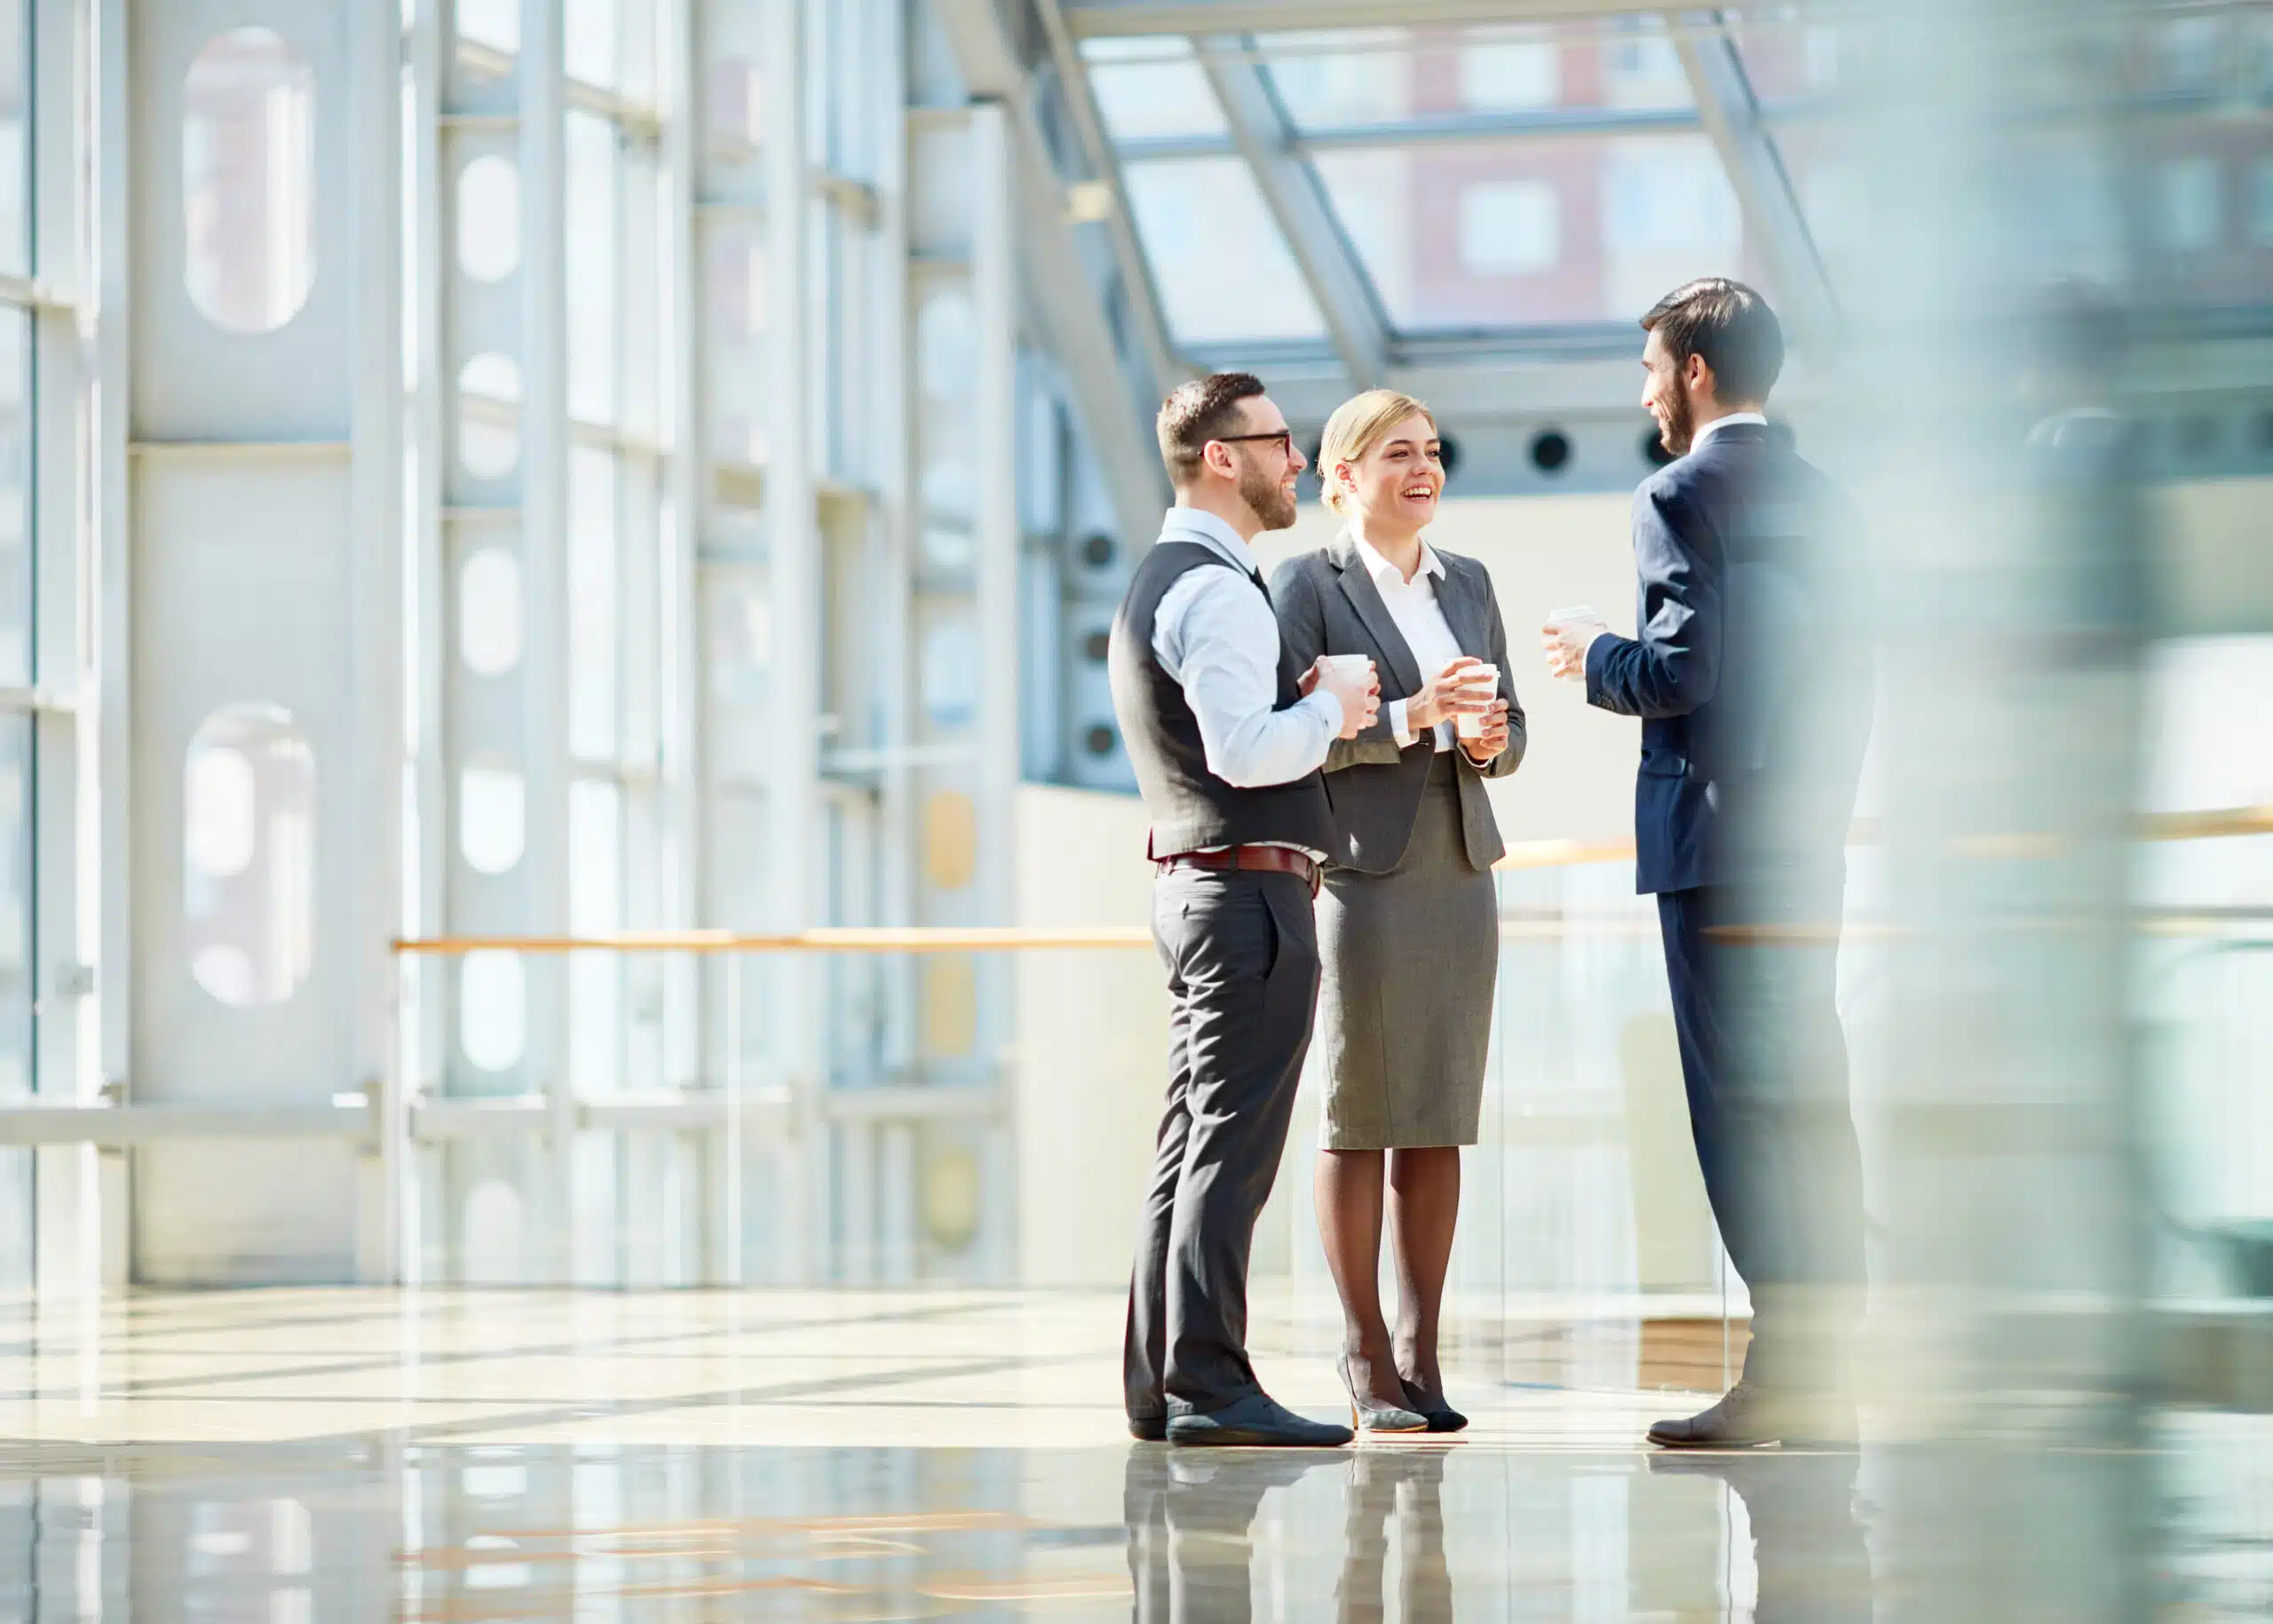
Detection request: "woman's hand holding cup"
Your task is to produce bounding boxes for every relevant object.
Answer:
[1406,656,1498,733]
[1461,698,1511,763]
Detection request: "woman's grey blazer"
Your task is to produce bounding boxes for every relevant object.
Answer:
[1269,536,1525,874]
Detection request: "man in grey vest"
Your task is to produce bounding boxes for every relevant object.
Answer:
[1110,373,1380,1447]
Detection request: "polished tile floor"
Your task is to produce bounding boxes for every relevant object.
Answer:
[0,1288,2261,1619]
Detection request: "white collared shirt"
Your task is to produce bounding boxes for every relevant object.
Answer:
[1349,532,1464,753]
[1689,410,1767,454]
[1148,509,1342,855]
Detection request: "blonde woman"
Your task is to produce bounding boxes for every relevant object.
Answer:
[1268,391,1524,1433]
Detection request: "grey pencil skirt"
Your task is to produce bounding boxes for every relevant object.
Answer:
[1315,752,1499,1151]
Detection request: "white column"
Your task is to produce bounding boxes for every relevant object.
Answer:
[761,0,824,1282]
[967,102,1018,1283]
[519,0,575,1282]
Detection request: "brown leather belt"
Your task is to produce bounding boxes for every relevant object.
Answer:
[1155,844,1321,896]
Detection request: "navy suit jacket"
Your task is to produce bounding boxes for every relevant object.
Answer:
[1585,423,1872,895]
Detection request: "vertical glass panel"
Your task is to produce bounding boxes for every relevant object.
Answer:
[454,0,518,52]
[0,715,31,1112]
[458,547,522,677]
[1121,158,1327,343]
[567,779,622,1095]
[182,28,317,335]
[0,308,28,690]
[457,352,521,478]
[566,111,619,424]
[458,950,524,1073]
[707,56,761,162]
[458,757,524,875]
[1311,133,1745,330]
[1079,39,1229,143]
[0,0,27,280]
[455,155,520,283]
[567,449,619,762]
[184,704,315,1007]
[704,221,767,465]
[920,616,977,731]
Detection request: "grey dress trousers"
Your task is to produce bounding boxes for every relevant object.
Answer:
[1269,538,1527,1151]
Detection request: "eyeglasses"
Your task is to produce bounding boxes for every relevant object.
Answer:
[1211,430,1295,458]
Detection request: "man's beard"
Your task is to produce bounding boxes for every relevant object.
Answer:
[1658,391,1695,457]
[1239,460,1297,531]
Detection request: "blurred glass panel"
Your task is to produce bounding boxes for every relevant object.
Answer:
[1255,19,1692,131]
[704,220,766,467]
[0,309,26,689]
[455,154,519,284]
[568,448,619,762]
[184,706,314,1007]
[1121,157,1327,343]
[566,111,618,425]
[0,715,26,1298]
[0,0,24,280]
[1313,133,1748,330]
[568,779,622,1097]
[1080,38,1228,144]
[182,28,316,335]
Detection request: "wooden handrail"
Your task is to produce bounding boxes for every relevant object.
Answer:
[388,803,2273,956]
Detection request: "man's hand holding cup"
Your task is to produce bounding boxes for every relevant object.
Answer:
[1303,653,1381,741]
[1541,605,1609,683]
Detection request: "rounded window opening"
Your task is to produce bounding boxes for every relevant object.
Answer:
[459,756,525,875]
[459,547,523,677]
[1081,630,1111,663]
[1529,429,1572,474]
[459,951,526,1073]
[458,353,522,479]
[1077,533,1115,569]
[183,28,317,335]
[455,155,522,283]
[1643,426,1677,468]
[1084,724,1116,757]
[184,704,315,1006]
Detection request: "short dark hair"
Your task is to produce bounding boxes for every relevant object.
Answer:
[1157,372,1267,484]
[1641,278,1785,404]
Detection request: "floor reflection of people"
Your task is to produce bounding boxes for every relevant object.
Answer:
[1124,1447,1338,1622]
[1650,1452,1873,1622]
[1334,1450,1454,1623]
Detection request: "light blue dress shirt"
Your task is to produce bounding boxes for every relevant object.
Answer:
[1148,507,1343,791]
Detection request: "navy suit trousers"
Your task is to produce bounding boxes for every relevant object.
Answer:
[1656,876,1866,1387]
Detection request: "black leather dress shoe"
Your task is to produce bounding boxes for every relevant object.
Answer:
[1168,1393,1353,1448]
[1129,1415,1168,1443]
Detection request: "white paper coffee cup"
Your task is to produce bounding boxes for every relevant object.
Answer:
[1455,662,1499,739]
[1319,654,1374,681]
[1545,604,1603,629]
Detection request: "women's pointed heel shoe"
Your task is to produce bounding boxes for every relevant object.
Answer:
[1400,1376,1469,1434]
[1337,1357,1430,1434]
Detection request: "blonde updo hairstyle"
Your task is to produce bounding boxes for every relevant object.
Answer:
[1319,388,1438,519]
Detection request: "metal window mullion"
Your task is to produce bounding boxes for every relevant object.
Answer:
[409,0,448,1153]
[969,102,1019,1288]
[346,0,409,1287]
[660,0,712,1275]
[519,0,576,1286]
[1196,33,1388,389]
[763,0,824,1285]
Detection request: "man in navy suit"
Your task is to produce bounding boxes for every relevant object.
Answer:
[1545,280,1871,1447]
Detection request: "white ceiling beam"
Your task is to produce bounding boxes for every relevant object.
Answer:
[1195,35,1390,390]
